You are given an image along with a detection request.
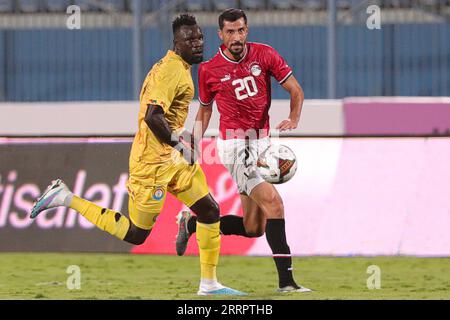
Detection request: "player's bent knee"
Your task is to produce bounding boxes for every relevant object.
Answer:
[245,229,265,238]
[190,194,220,224]
[208,198,220,216]
[202,201,220,223]
[243,218,265,237]
[124,223,151,245]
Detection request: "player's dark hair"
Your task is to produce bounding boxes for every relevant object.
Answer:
[172,13,197,35]
[218,8,247,29]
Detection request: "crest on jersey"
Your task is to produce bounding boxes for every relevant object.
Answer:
[250,64,262,77]
[152,187,165,201]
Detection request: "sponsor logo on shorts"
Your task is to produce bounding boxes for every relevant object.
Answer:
[152,187,165,201]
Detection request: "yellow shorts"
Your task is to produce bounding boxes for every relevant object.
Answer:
[126,152,210,230]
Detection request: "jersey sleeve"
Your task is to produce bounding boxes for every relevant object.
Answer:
[198,63,215,106]
[267,46,293,85]
[141,62,181,113]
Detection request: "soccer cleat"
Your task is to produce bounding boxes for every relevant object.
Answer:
[175,210,193,256]
[277,284,312,293]
[30,179,72,219]
[197,287,248,296]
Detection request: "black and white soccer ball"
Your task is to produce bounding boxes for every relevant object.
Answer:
[256,144,298,184]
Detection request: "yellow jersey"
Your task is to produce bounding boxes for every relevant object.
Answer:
[130,50,194,164]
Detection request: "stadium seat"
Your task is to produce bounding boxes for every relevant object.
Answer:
[303,0,325,10]
[73,0,125,12]
[102,0,126,11]
[421,0,442,7]
[270,0,292,10]
[0,0,14,13]
[73,0,97,11]
[17,0,41,12]
[182,0,209,11]
[212,0,238,11]
[271,0,325,10]
[139,0,164,12]
[382,0,411,8]
[45,0,71,12]
[241,0,266,10]
[336,0,352,10]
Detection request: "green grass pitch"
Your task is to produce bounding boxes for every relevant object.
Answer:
[0,253,449,300]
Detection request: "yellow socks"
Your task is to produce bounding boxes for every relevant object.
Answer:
[196,221,221,281]
[70,195,130,240]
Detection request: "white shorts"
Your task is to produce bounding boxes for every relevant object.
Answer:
[217,137,271,195]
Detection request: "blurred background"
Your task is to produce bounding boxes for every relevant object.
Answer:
[0,0,448,101]
[0,1,450,258]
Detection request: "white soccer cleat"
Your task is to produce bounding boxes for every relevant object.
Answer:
[277,284,312,293]
[197,280,247,296]
[30,179,72,219]
[197,285,247,296]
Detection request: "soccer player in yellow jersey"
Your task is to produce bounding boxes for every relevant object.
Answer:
[30,14,245,296]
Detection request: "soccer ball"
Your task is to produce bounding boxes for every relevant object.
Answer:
[256,144,298,184]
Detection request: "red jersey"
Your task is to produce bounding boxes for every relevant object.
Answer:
[198,42,293,139]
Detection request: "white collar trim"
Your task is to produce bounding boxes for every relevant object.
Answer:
[219,44,248,64]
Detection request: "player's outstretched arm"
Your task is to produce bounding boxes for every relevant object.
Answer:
[276,75,304,131]
[145,104,196,164]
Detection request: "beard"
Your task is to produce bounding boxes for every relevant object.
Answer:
[228,42,245,56]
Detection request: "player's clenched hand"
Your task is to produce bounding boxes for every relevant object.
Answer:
[178,140,197,165]
[276,118,298,131]
[176,131,199,165]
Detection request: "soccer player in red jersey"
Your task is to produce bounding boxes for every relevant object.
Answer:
[176,9,311,293]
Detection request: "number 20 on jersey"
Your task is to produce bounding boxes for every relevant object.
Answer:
[232,76,258,100]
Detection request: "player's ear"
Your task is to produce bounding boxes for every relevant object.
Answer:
[217,28,223,41]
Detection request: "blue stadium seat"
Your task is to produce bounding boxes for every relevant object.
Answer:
[183,0,209,11]
[271,0,325,10]
[73,0,125,12]
[212,0,238,11]
[270,0,292,10]
[76,0,125,11]
[17,0,41,12]
[421,0,442,6]
[336,0,352,10]
[45,0,71,12]
[127,0,167,12]
[0,0,14,12]
[303,0,325,10]
[139,0,164,12]
[102,0,126,11]
[73,0,97,11]
[241,0,266,10]
[382,0,411,8]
